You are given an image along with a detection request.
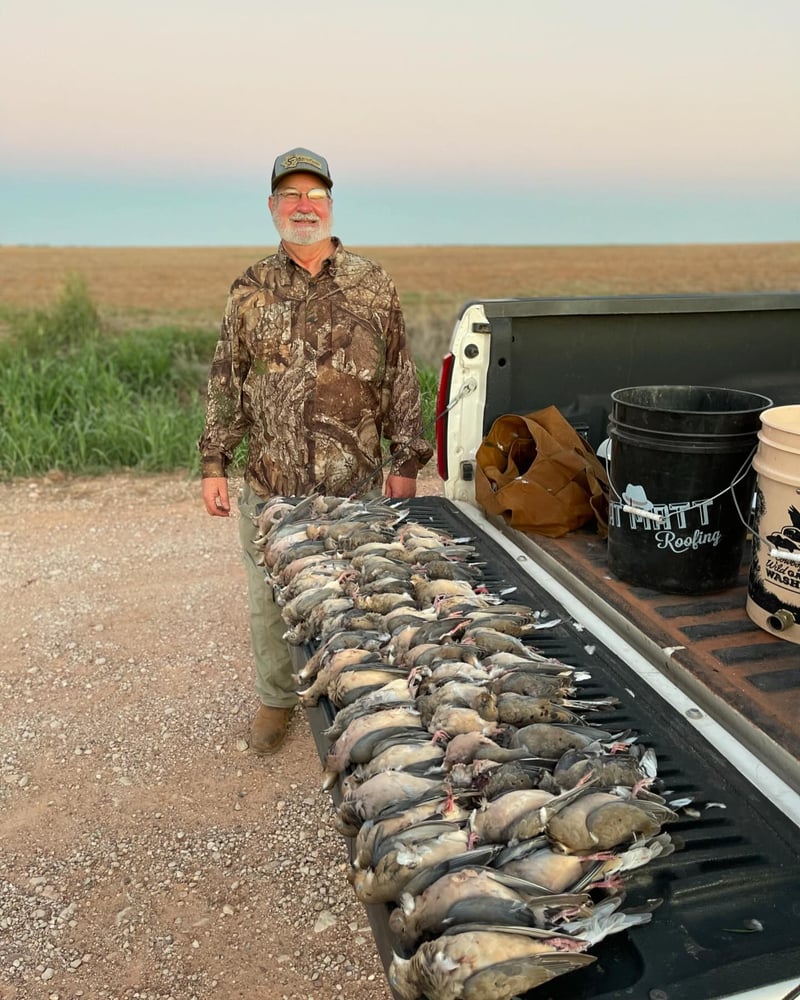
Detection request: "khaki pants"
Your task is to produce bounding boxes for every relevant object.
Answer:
[237,483,297,709]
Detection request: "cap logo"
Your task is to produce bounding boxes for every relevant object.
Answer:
[281,153,324,170]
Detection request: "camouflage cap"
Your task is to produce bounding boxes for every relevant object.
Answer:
[271,147,333,191]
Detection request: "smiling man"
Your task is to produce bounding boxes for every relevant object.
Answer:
[198,146,432,756]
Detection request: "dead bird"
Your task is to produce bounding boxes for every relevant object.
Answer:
[324,676,416,736]
[335,772,447,837]
[469,784,591,846]
[354,591,418,615]
[280,584,345,626]
[327,666,410,709]
[298,647,387,706]
[412,661,492,696]
[496,692,619,727]
[483,650,582,675]
[344,736,446,789]
[460,626,545,659]
[389,866,592,949]
[401,643,483,671]
[322,706,425,789]
[295,628,389,684]
[283,596,354,645]
[416,682,498,730]
[552,744,659,792]
[427,705,500,740]
[387,924,595,1000]
[477,760,556,800]
[352,824,479,905]
[415,559,485,583]
[412,575,479,607]
[353,793,472,871]
[546,789,679,854]
[489,668,577,699]
[511,723,625,760]
[442,732,534,770]
[495,840,603,894]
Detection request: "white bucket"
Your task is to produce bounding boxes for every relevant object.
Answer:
[746,405,800,643]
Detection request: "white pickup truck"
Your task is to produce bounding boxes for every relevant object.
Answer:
[296,292,800,1000]
[426,290,800,1000]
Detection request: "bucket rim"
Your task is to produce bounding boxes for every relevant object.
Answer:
[611,384,773,415]
[760,404,800,433]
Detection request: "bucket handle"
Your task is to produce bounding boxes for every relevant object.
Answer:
[729,479,800,565]
[604,443,757,525]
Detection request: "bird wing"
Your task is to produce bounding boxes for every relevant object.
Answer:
[462,952,596,1000]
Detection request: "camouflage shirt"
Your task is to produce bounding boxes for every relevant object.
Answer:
[198,239,433,498]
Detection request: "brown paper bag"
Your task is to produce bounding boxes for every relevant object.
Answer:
[475,405,609,538]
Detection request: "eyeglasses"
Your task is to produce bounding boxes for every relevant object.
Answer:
[274,187,330,204]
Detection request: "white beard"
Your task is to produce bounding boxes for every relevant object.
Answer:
[271,208,333,246]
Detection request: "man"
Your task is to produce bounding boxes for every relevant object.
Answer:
[198,147,433,756]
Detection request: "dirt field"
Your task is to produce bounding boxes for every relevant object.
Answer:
[2,243,798,320]
[0,469,446,1000]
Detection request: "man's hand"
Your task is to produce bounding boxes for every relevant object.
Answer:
[384,474,417,499]
[202,477,231,517]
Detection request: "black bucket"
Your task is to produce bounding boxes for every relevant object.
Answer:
[607,385,772,595]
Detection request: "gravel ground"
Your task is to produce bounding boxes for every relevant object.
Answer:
[0,470,442,1000]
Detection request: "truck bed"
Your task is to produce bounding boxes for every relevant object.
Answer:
[297,497,800,1000]
[507,522,800,793]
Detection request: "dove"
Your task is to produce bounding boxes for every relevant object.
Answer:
[323,677,416,737]
[442,732,531,769]
[353,793,472,871]
[552,744,659,792]
[416,683,498,729]
[413,660,491,692]
[477,760,555,800]
[459,626,548,660]
[490,668,577,699]
[294,628,388,684]
[469,783,591,845]
[335,772,446,837]
[352,824,476,904]
[495,840,603,893]
[412,574,478,606]
[344,735,445,788]
[427,705,499,740]
[546,789,679,854]
[417,558,485,582]
[511,723,622,759]
[389,865,592,948]
[327,667,410,709]
[495,693,587,726]
[387,924,595,1000]
[298,648,387,705]
[283,596,354,644]
[322,707,424,788]
[354,591,418,614]
[280,584,345,626]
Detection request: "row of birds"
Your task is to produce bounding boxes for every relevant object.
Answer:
[254,493,682,1000]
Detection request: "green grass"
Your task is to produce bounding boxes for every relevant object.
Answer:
[0,277,438,480]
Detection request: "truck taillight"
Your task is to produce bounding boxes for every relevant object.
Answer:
[436,353,454,481]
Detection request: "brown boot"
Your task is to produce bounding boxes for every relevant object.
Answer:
[250,705,294,755]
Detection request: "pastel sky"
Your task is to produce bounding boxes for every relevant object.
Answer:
[1,0,798,246]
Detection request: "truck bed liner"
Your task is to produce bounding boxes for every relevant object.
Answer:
[294,497,800,1000]
[512,525,800,791]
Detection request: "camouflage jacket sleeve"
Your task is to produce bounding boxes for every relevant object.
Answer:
[197,285,252,479]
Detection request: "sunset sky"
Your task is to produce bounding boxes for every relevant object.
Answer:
[1,0,798,246]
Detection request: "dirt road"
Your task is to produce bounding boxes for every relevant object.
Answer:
[0,471,441,1000]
